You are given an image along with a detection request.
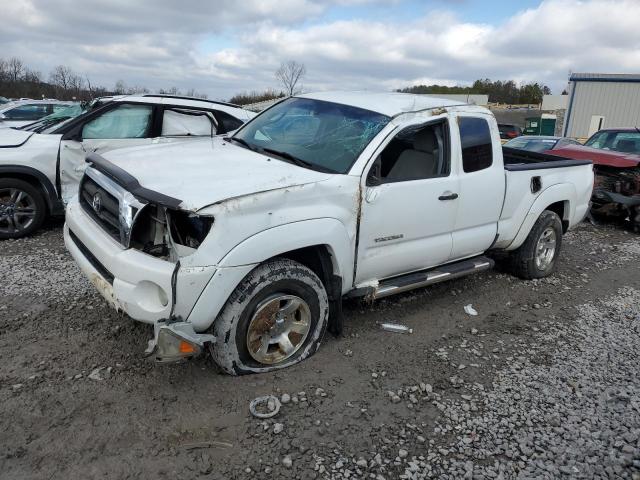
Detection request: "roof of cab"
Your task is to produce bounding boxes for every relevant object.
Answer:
[296,91,467,117]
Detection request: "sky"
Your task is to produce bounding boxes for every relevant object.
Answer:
[2,0,639,101]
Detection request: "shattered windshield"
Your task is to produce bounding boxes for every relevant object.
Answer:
[232,97,390,174]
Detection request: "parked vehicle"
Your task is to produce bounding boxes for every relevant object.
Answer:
[498,123,522,140]
[0,96,10,106]
[0,99,77,129]
[551,131,640,230]
[64,92,593,374]
[0,95,254,239]
[504,135,581,153]
[583,128,640,154]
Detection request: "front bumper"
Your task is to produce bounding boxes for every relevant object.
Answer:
[64,199,216,324]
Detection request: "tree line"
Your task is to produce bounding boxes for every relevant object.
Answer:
[0,57,209,101]
[398,78,554,105]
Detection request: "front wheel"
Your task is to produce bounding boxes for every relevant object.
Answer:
[210,258,329,375]
[0,179,47,240]
[508,210,563,279]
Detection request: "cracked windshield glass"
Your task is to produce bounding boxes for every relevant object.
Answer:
[233,97,390,173]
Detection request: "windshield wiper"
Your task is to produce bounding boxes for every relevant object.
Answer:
[261,147,335,173]
[226,136,255,151]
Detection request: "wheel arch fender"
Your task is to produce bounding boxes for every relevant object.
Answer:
[186,218,354,332]
[0,165,61,214]
[506,183,575,251]
[218,218,354,287]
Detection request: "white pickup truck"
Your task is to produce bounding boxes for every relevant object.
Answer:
[64,92,593,374]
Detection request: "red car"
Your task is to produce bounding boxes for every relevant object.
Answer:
[550,129,640,230]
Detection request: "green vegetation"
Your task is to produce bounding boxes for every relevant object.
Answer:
[398,78,552,105]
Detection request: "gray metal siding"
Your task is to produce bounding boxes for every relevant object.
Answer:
[565,81,640,138]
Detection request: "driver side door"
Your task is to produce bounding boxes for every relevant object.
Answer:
[59,103,155,203]
[355,118,459,284]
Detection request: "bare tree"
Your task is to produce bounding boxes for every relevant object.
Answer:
[0,58,8,81]
[24,68,42,83]
[114,79,126,94]
[49,65,73,91]
[275,61,306,96]
[7,57,25,82]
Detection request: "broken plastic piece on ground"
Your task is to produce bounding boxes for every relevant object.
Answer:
[182,440,233,450]
[249,395,281,419]
[380,323,413,334]
[464,304,478,316]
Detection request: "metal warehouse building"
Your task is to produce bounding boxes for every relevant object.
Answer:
[563,73,640,139]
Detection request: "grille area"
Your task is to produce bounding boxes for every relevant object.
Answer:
[79,175,122,242]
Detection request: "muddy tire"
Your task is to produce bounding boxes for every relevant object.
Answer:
[210,258,329,375]
[0,178,47,240]
[508,210,563,280]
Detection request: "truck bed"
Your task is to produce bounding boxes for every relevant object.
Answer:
[494,147,594,250]
[502,146,592,171]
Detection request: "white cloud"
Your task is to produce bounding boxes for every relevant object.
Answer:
[1,0,639,99]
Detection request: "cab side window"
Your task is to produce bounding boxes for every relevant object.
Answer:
[375,121,449,183]
[82,104,152,139]
[458,117,493,173]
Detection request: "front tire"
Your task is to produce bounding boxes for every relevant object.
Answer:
[0,178,47,240]
[210,258,329,375]
[508,210,563,279]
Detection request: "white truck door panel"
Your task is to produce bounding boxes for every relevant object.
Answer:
[356,118,458,284]
[450,114,504,259]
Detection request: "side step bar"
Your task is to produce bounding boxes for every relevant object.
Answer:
[373,256,494,299]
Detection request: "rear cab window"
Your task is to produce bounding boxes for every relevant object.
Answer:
[458,117,493,173]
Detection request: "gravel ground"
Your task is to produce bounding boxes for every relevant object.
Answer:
[0,220,639,480]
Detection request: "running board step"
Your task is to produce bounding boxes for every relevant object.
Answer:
[374,256,494,299]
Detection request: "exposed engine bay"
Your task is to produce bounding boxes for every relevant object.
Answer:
[129,204,214,261]
[592,165,640,231]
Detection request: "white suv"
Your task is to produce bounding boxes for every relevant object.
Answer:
[0,95,254,239]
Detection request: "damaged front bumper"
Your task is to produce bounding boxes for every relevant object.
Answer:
[64,199,219,361]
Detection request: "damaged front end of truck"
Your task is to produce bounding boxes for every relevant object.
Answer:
[77,152,216,362]
[591,164,640,232]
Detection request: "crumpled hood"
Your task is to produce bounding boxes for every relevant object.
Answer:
[101,137,333,211]
[0,128,34,147]
[551,144,640,168]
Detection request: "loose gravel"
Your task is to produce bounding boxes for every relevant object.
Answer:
[0,222,638,480]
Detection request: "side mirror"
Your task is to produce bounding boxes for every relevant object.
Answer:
[366,159,382,186]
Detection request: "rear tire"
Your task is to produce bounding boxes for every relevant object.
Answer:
[508,210,563,279]
[210,258,329,375]
[0,178,47,240]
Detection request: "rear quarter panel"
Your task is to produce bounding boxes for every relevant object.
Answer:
[495,164,593,250]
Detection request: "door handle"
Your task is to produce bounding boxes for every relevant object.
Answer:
[438,192,459,201]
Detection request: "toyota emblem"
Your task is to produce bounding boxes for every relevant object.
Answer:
[92,192,102,214]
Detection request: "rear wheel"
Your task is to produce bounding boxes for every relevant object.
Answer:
[0,179,47,240]
[508,210,563,279]
[210,258,329,375]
